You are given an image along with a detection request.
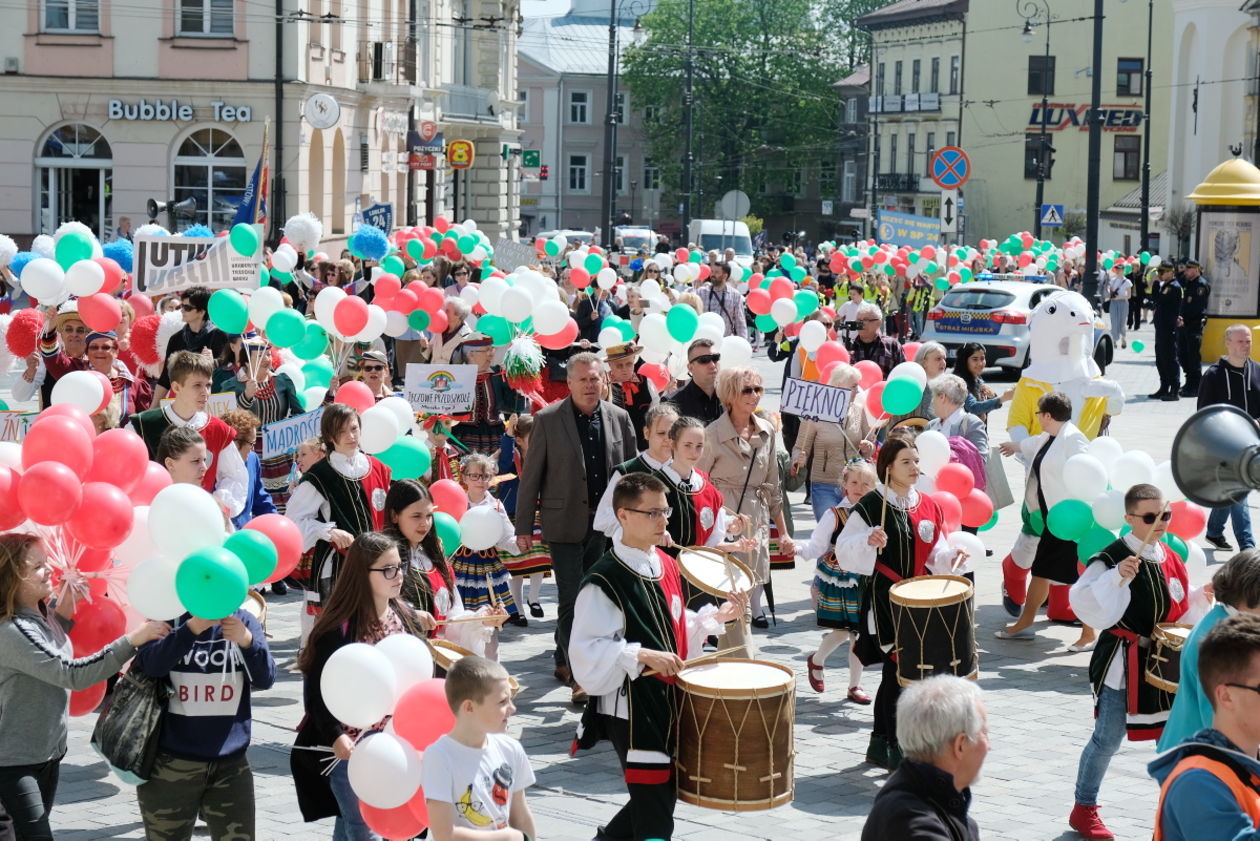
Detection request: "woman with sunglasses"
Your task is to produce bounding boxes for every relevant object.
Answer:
[40,327,153,428]
[354,349,396,402]
[292,532,432,839]
[444,263,475,298]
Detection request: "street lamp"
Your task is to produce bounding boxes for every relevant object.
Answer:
[630,179,638,224]
[1018,0,1052,239]
[602,7,645,250]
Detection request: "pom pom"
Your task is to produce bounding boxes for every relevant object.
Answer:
[153,310,184,367]
[6,309,44,359]
[31,235,54,259]
[182,224,214,238]
[0,235,15,269]
[0,314,12,373]
[503,336,545,408]
[283,213,324,255]
[128,313,162,369]
[54,221,97,245]
[134,223,170,238]
[349,225,389,262]
[102,239,134,274]
[9,252,36,279]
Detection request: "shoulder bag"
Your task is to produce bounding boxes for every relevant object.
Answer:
[90,667,171,784]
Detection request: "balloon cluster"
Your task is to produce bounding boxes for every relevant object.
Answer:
[7,223,128,331]
[395,217,495,267]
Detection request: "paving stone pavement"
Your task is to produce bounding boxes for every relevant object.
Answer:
[11,321,1249,840]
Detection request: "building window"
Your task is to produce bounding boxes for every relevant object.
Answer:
[1113,135,1140,180]
[37,124,113,240]
[930,57,940,94]
[876,62,886,96]
[1028,55,1056,95]
[518,89,529,121]
[786,168,802,196]
[1117,58,1143,96]
[949,55,960,94]
[819,163,836,197]
[889,135,898,175]
[44,0,99,32]
[615,155,627,193]
[842,159,857,203]
[946,131,956,147]
[643,159,660,190]
[644,105,659,123]
[613,92,627,125]
[843,98,858,124]
[925,132,936,176]
[1024,134,1055,180]
[173,128,247,231]
[178,0,234,36]
[568,154,589,192]
[893,60,903,95]
[568,91,589,124]
[911,59,921,94]
[906,133,915,175]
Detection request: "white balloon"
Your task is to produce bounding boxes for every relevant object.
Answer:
[378,395,416,435]
[916,472,937,496]
[462,218,478,232]
[320,643,398,729]
[116,507,157,565]
[126,556,184,621]
[460,283,481,306]
[1185,539,1206,570]
[639,313,671,352]
[672,264,690,283]
[947,530,986,563]
[384,309,410,338]
[65,260,106,297]
[359,405,401,454]
[599,326,623,348]
[1091,490,1126,530]
[597,267,618,290]
[348,732,422,809]
[639,346,668,365]
[21,258,66,301]
[533,299,570,335]
[553,234,568,252]
[1110,450,1155,491]
[499,287,534,323]
[1153,459,1181,500]
[1062,454,1109,499]
[640,278,662,298]
[698,312,724,333]
[916,430,951,473]
[888,360,927,388]
[50,370,104,414]
[460,506,506,552]
[349,304,388,342]
[248,286,286,326]
[374,633,434,693]
[798,320,828,353]
[302,387,327,409]
[0,442,22,471]
[271,247,297,273]
[314,286,347,329]
[1087,436,1124,472]
[148,483,227,560]
[696,323,725,345]
[720,335,753,367]
[479,275,510,316]
[275,362,306,394]
[667,351,690,380]
[770,298,797,327]
[567,249,585,269]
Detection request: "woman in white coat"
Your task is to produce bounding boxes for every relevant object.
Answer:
[995,391,1096,649]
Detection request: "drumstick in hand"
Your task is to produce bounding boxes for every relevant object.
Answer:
[642,646,744,677]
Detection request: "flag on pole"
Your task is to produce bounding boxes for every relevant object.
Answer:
[233,119,270,227]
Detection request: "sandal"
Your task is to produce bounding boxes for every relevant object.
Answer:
[847,685,872,705]
[806,653,825,692]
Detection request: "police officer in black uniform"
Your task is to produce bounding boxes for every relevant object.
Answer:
[1177,260,1211,397]
[1149,263,1182,401]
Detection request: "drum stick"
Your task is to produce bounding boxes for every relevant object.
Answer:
[642,646,744,677]
[486,572,499,609]
[877,488,889,556]
[433,614,501,626]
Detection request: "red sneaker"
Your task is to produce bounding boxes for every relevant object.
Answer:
[806,653,825,692]
[1069,804,1114,840]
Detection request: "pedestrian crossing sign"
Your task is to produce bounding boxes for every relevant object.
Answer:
[1040,204,1065,227]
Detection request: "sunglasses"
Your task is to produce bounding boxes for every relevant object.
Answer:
[689,353,721,365]
[741,385,765,396]
[1128,510,1172,525]
[181,304,198,312]
[61,326,89,335]
[369,564,403,580]
[87,343,117,352]
[453,270,470,276]
[361,364,386,372]
[1225,682,1260,696]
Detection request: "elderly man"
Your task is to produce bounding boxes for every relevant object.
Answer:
[1197,324,1260,552]
[429,297,473,364]
[516,352,637,704]
[849,302,905,377]
[861,675,987,841]
[696,262,748,340]
[604,342,659,450]
[666,338,724,424]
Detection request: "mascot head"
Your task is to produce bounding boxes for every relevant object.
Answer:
[1024,290,1099,382]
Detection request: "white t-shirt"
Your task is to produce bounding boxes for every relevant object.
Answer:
[422,733,535,831]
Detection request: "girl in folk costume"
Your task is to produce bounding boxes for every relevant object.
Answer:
[497,415,552,619]
[593,403,678,538]
[287,438,326,591]
[451,453,525,630]
[287,403,392,644]
[451,334,522,455]
[423,416,465,483]
[834,437,970,772]
[220,335,304,508]
[1066,483,1211,841]
[660,416,755,557]
[798,459,879,704]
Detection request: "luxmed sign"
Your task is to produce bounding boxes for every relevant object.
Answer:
[107,99,253,122]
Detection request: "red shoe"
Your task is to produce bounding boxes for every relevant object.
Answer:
[1069,804,1114,840]
[847,685,872,705]
[806,653,825,692]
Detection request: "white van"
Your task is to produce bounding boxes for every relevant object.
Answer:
[687,219,754,266]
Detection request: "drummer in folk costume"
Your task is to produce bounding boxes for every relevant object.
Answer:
[594,404,678,538]
[570,473,746,841]
[834,437,970,772]
[451,333,524,455]
[604,342,660,451]
[286,403,392,642]
[1067,483,1211,840]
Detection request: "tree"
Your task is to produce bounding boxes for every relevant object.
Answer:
[1163,202,1195,258]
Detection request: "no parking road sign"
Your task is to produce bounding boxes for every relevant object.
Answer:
[930,147,971,190]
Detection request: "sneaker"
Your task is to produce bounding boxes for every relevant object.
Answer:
[1068,804,1115,840]
[1205,534,1234,552]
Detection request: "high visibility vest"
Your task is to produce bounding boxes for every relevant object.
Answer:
[1154,754,1260,841]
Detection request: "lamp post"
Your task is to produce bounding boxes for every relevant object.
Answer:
[1018,0,1052,239]
[1083,0,1105,302]
[682,0,695,241]
[601,7,644,250]
[1139,0,1154,254]
[630,179,638,224]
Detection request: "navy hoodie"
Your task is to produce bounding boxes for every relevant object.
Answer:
[134,610,275,761]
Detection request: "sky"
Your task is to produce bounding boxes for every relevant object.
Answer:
[523,0,572,18]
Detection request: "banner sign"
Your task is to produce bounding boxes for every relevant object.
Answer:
[0,411,39,443]
[875,210,942,248]
[134,232,262,296]
[404,363,476,414]
[780,378,853,424]
[261,406,326,460]
[493,239,538,273]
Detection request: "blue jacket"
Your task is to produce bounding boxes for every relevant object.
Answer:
[1148,728,1260,841]
[232,450,278,530]
[495,433,519,516]
[1158,603,1229,751]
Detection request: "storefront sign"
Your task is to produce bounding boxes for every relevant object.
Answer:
[134,233,262,295]
[780,379,852,424]
[404,364,476,414]
[107,99,252,122]
[1027,103,1143,132]
[262,406,326,460]
[447,140,475,170]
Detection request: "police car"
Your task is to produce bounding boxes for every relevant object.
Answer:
[919,278,1114,376]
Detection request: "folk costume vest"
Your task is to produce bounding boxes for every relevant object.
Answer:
[300,455,391,604]
[662,468,725,552]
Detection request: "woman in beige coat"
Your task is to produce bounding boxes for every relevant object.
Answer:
[789,363,875,520]
[699,366,796,628]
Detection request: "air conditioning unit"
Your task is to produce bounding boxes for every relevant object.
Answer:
[371,41,395,82]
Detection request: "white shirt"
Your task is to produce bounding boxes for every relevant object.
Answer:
[467,493,522,554]
[592,451,669,538]
[660,463,732,549]
[286,450,370,550]
[161,403,248,518]
[421,733,534,831]
[832,486,968,575]
[794,497,856,564]
[837,300,863,341]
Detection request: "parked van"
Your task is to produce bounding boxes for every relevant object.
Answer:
[687,219,754,266]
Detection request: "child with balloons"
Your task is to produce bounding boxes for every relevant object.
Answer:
[451,454,524,631]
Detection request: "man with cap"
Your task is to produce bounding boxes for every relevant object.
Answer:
[1149,264,1182,401]
[604,341,660,450]
[1178,261,1212,398]
[13,301,90,409]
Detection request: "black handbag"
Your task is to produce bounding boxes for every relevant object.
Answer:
[90,668,171,783]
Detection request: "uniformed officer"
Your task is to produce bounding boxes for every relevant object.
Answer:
[1177,260,1211,397]
[1149,263,1182,401]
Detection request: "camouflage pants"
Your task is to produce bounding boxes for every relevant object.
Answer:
[137,752,254,841]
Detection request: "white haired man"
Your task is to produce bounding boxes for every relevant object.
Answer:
[860,675,987,841]
[848,301,904,378]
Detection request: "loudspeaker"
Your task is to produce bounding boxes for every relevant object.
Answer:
[1171,404,1260,507]
[146,197,197,221]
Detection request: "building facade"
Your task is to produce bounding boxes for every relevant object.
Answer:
[834,65,871,242]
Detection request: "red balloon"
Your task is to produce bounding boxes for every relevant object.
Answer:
[697,263,711,281]
[921,245,937,261]
[1168,500,1207,540]
[433,216,451,233]
[69,682,106,717]
[35,403,95,442]
[536,318,578,350]
[335,380,376,414]
[815,341,850,370]
[746,288,772,316]
[129,461,173,506]
[394,679,456,752]
[817,361,838,384]
[768,278,795,301]
[429,479,468,520]
[68,482,134,550]
[421,239,437,260]
[960,488,995,529]
[20,461,83,524]
[865,381,887,417]
[638,362,670,393]
[88,371,113,414]
[75,547,113,573]
[854,360,883,390]
[931,491,963,534]
[570,268,592,289]
[68,596,126,654]
[23,414,93,477]
[406,788,430,829]
[86,428,150,491]
[936,463,975,498]
[92,258,126,296]
[674,248,689,263]
[245,513,304,583]
[77,293,122,333]
[0,467,24,530]
[427,308,449,335]
[361,801,428,841]
[389,289,419,314]
[416,286,446,315]
[333,296,370,336]
[127,293,154,319]
[902,341,922,361]
[375,274,402,302]
[784,322,802,338]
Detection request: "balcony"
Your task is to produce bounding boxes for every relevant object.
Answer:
[875,172,922,193]
[441,84,497,122]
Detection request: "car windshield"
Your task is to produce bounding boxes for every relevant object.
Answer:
[698,233,753,255]
[619,234,651,250]
[940,289,1017,311]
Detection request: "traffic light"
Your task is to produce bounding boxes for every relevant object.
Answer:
[540,165,549,181]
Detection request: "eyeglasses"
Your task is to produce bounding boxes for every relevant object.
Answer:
[369,564,403,580]
[689,353,721,365]
[644,267,660,273]
[181,304,197,312]
[1226,682,1260,696]
[61,326,89,335]
[464,473,492,481]
[624,507,673,520]
[87,343,116,353]
[858,317,881,323]
[1128,510,1172,525]
[741,385,765,396]
[361,365,386,372]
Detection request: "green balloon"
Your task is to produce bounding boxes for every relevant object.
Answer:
[882,377,924,415]
[229,223,259,258]
[382,255,406,277]
[789,266,807,283]
[408,309,431,331]
[301,356,334,389]
[457,234,477,254]
[934,276,950,291]
[793,290,819,319]
[1120,524,1132,538]
[406,238,425,260]
[1140,250,1151,265]
[1162,532,1189,560]
[754,313,777,333]
[583,253,605,275]
[55,231,94,270]
[378,437,432,480]
[258,265,270,287]
[1077,525,1116,563]
[208,289,249,334]
[270,269,293,284]
[780,253,797,270]
[978,510,1000,532]
[224,530,278,585]
[688,250,703,264]
[292,322,329,360]
[544,240,561,257]
[478,314,514,345]
[265,309,307,348]
[1047,499,1094,541]
[433,511,461,557]
[666,304,699,342]
[175,547,249,620]
[1131,339,1145,353]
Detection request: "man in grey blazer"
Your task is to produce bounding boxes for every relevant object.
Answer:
[516,351,637,703]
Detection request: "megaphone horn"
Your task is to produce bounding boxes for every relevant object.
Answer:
[171,197,197,217]
[146,197,165,220]
[1171,404,1260,507]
